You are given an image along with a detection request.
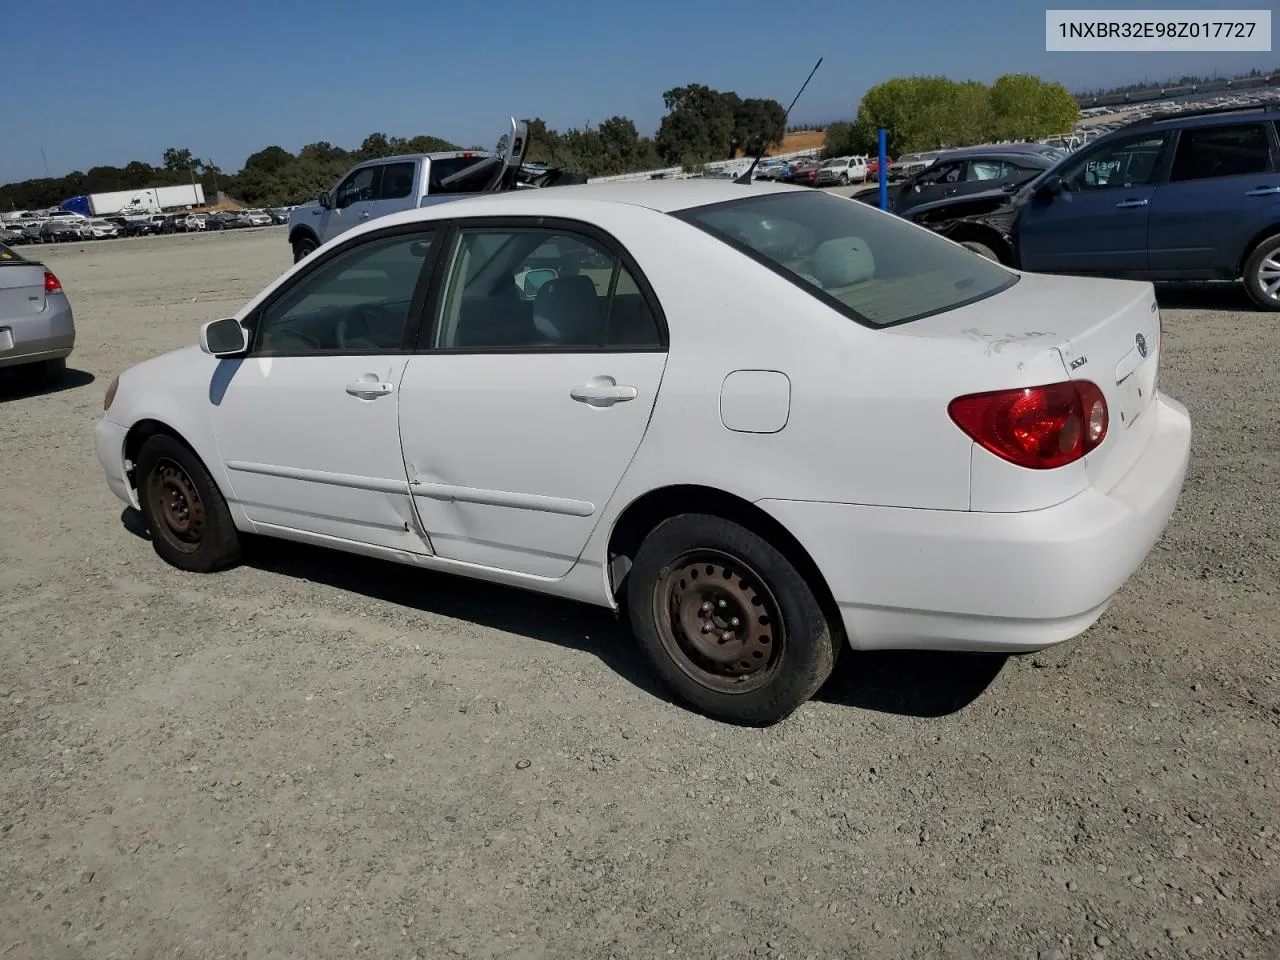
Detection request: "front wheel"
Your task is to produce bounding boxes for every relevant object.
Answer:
[135,433,242,573]
[1242,234,1280,311]
[626,513,839,726]
[291,235,318,263]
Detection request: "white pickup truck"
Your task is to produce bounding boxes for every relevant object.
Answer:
[287,120,548,263]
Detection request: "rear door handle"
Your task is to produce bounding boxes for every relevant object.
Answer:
[571,376,637,407]
[346,379,394,399]
[1115,198,1149,208]
[1245,186,1280,197]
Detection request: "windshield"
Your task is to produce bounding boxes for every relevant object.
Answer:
[675,190,1017,328]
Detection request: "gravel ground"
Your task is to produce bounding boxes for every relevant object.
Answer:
[1,228,1277,960]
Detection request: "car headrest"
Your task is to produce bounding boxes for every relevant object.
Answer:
[532,275,602,345]
[811,237,875,288]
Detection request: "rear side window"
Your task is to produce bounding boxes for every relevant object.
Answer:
[377,161,416,200]
[677,190,1016,328]
[0,242,26,262]
[1170,123,1272,182]
[428,156,488,192]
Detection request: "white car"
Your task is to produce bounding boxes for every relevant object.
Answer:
[94,180,1192,725]
[85,219,120,239]
[814,156,868,186]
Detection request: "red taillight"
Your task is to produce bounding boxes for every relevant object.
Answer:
[43,269,62,294]
[948,380,1108,470]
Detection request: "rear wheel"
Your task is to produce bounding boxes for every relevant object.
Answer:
[291,234,319,263]
[135,433,242,573]
[626,513,838,726]
[1242,234,1280,311]
[35,357,66,383]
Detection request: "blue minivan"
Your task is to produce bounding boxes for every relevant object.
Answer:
[904,102,1280,311]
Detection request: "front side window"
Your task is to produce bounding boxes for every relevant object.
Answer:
[916,162,964,186]
[1170,123,1272,182]
[677,190,1016,328]
[1060,133,1170,190]
[254,230,435,354]
[377,161,416,200]
[431,226,662,350]
[335,166,376,208]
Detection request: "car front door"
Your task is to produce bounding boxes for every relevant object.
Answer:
[397,220,669,578]
[211,225,441,552]
[1146,121,1280,279]
[318,164,379,245]
[1016,131,1172,276]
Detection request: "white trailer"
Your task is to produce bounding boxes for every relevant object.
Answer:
[82,189,162,216]
[153,184,205,210]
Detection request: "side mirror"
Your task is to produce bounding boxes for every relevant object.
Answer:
[317,191,332,209]
[1036,174,1064,198]
[521,267,558,297]
[200,317,249,357]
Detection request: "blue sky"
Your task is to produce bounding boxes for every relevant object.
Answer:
[3,0,1274,184]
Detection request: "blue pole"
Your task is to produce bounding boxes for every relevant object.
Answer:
[878,128,888,211]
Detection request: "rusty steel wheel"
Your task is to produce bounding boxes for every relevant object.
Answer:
[654,549,785,695]
[145,457,207,554]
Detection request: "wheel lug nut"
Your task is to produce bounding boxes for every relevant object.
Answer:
[717,600,727,609]
[722,631,733,642]
[700,602,713,614]
[730,617,740,628]
[701,623,713,633]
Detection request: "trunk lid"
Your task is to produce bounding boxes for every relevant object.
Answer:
[0,254,47,320]
[888,271,1162,494]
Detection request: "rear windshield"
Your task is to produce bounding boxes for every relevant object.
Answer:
[429,155,489,191]
[675,190,1016,327]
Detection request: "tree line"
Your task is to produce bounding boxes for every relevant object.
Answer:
[822,74,1079,159]
[1,73,1082,212]
[0,83,786,211]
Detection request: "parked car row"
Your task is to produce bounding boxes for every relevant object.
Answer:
[860,101,1280,311]
[0,207,289,244]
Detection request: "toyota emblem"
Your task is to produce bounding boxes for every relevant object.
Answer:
[1135,333,1148,358]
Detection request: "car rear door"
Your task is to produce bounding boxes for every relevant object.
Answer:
[1146,120,1280,279]
[397,218,669,579]
[1016,130,1172,276]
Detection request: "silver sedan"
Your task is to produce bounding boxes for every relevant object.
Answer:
[0,242,75,381]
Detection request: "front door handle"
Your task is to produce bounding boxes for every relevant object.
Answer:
[346,379,394,399]
[1245,186,1280,197]
[1115,198,1149,208]
[571,376,638,407]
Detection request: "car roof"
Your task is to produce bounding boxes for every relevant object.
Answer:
[352,150,493,166]
[411,179,812,216]
[935,143,1061,160]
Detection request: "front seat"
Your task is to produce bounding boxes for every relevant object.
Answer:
[532,275,602,346]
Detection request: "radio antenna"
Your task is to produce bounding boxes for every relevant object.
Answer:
[736,57,823,185]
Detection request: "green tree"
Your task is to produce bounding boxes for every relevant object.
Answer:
[655,84,737,168]
[990,74,1080,139]
[731,98,787,157]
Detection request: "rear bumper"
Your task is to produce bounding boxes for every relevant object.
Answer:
[0,294,75,369]
[758,392,1192,653]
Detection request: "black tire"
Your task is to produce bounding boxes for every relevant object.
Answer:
[839,173,849,185]
[36,357,66,383]
[626,513,838,726]
[1241,233,1280,311]
[292,234,318,263]
[960,240,1001,263]
[135,433,242,573]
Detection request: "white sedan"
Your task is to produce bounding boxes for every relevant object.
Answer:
[95,180,1192,725]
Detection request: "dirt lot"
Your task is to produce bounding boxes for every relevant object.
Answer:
[1,228,1277,960]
